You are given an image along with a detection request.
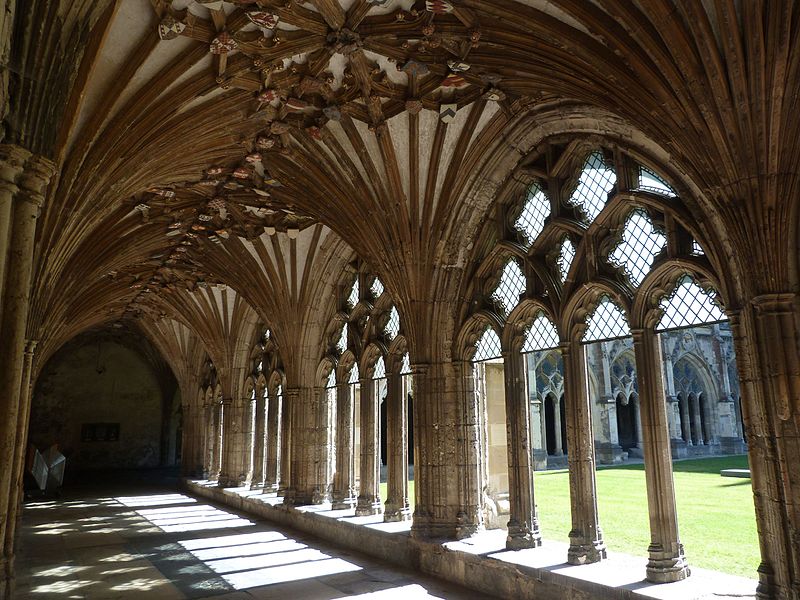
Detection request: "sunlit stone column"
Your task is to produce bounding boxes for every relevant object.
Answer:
[0,150,54,600]
[218,395,248,487]
[631,329,690,583]
[251,389,267,489]
[411,360,482,539]
[209,402,223,480]
[285,386,332,505]
[384,367,411,522]
[561,341,606,564]
[264,389,281,493]
[277,390,291,496]
[552,396,564,456]
[356,376,381,516]
[503,350,541,549]
[332,380,357,509]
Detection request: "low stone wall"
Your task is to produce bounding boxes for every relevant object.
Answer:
[182,479,757,600]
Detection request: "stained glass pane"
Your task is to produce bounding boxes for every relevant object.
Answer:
[326,369,336,388]
[569,152,616,223]
[386,306,400,339]
[336,323,347,353]
[373,356,386,379]
[474,326,502,361]
[692,240,704,256]
[492,259,525,316]
[515,183,550,244]
[638,166,676,197]
[557,237,575,283]
[401,352,411,375]
[582,296,630,342]
[348,363,359,384]
[656,275,726,332]
[348,278,359,309]
[522,312,560,352]
[609,209,666,287]
[371,277,384,298]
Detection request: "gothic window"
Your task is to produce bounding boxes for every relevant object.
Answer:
[474,326,502,362]
[568,151,616,224]
[522,312,560,352]
[400,352,412,375]
[349,363,360,384]
[492,259,525,316]
[557,237,576,283]
[336,323,348,353]
[326,368,336,389]
[515,183,550,244]
[371,277,384,298]
[608,209,666,287]
[611,352,638,397]
[656,275,726,332]
[583,296,630,343]
[535,351,564,399]
[373,356,386,379]
[638,165,676,197]
[385,306,400,339]
[347,278,359,309]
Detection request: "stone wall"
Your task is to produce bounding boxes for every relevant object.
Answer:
[29,335,168,470]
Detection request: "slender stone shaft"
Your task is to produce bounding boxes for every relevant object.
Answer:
[356,377,381,516]
[264,389,281,492]
[277,389,291,496]
[503,350,541,549]
[251,389,267,488]
[332,381,357,509]
[631,329,690,583]
[384,368,411,522]
[561,342,606,564]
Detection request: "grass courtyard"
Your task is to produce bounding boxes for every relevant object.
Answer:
[380,455,758,579]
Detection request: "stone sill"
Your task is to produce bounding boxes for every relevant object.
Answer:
[181,479,757,600]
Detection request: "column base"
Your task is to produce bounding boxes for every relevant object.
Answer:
[355,496,382,516]
[383,502,412,522]
[262,482,280,495]
[217,476,246,488]
[312,486,331,505]
[567,539,607,565]
[506,525,543,550]
[331,496,357,510]
[646,555,691,583]
[249,480,264,490]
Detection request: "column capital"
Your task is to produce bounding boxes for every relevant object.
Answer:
[751,293,798,315]
[0,144,29,196]
[24,339,38,355]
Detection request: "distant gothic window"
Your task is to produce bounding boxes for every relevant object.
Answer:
[522,312,560,352]
[608,209,666,287]
[656,275,726,332]
[583,296,630,343]
[474,326,502,362]
[638,165,676,197]
[371,277,385,298]
[336,323,348,353]
[557,237,576,283]
[492,259,525,316]
[348,278,359,309]
[515,183,550,245]
[569,151,616,223]
[401,352,412,375]
[385,306,400,339]
[373,356,386,379]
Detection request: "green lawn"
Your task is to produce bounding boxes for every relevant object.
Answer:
[380,456,758,579]
[533,455,759,578]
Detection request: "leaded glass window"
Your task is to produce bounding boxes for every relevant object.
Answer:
[692,240,704,256]
[385,306,400,339]
[348,363,359,384]
[638,166,676,197]
[336,323,348,353]
[326,369,336,388]
[522,312,560,352]
[401,352,411,375]
[557,237,575,283]
[347,278,359,309]
[608,209,666,287]
[492,259,525,316]
[515,183,550,245]
[371,277,384,298]
[656,275,726,332]
[569,151,616,223]
[373,356,386,379]
[582,296,630,342]
[474,326,502,361]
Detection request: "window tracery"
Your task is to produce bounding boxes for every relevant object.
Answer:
[568,151,616,223]
[522,312,560,352]
[638,166,676,197]
[385,306,400,339]
[348,278,359,309]
[557,237,575,283]
[371,277,385,298]
[515,183,550,245]
[656,275,726,332]
[583,297,630,343]
[492,259,525,317]
[474,327,502,362]
[608,209,666,287]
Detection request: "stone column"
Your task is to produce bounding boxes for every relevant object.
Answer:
[679,396,692,445]
[218,396,248,487]
[332,381,356,509]
[251,389,267,488]
[384,368,411,521]
[0,150,54,598]
[552,397,564,456]
[0,146,28,314]
[503,350,541,549]
[561,341,606,564]
[264,389,281,493]
[209,402,223,480]
[285,386,332,505]
[633,396,644,448]
[356,377,381,516]
[277,389,291,496]
[729,300,800,600]
[411,361,482,539]
[690,394,703,445]
[631,329,690,583]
